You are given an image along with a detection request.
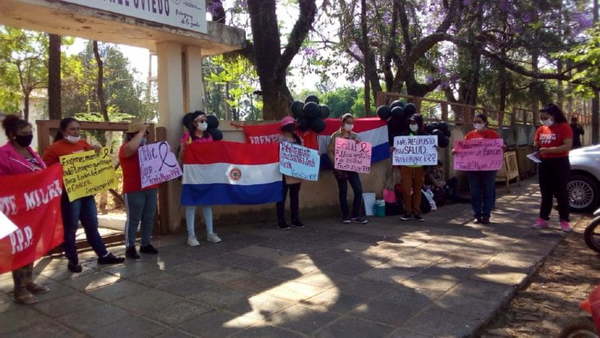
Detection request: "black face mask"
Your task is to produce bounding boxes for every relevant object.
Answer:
[15,135,33,147]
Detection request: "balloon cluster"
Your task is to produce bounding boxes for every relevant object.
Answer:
[206,115,223,141]
[377,100,450,148]
[290,95,330,133]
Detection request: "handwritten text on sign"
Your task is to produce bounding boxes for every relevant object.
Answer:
[334,138,372,173]
[139,142,183,188]
[453,138,504,171]
[279,142,320,181]
[393,135,438,166]
[60,148,118,202]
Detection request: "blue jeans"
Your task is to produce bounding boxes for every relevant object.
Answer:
[124,189,158,248]
[61,194,108,265]
[467,171,497,219]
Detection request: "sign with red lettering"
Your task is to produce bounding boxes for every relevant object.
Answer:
[0,165,64,273]
[453,138,504,171]
[334,138,372,173]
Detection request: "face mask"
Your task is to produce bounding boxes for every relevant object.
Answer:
[344,123,354,132]
[473,123,484,131]
[409,124,419,132]
[15,135,33,147]
[197,122,208,131]
[542,119,554,127]
[65,135,80,144]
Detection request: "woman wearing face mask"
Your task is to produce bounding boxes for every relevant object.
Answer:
[532,103,573,232]
[328,113,368,224]
[43,118,124,273]
[0,115,50,304]
[458,114,501,225]
[119,122,159,259]
[180,111,221,246]
[398,115,427,222]
[276,116,304,229]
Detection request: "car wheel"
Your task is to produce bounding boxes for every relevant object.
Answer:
[568,174,600,213]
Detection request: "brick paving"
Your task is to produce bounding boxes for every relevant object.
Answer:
[0,180,574,337]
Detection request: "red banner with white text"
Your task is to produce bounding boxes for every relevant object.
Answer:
[242,123,319,150]
[0,165,64,273]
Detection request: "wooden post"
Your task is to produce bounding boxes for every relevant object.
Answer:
[441,103,449,122]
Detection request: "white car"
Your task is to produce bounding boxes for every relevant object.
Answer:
[568,144,600,212]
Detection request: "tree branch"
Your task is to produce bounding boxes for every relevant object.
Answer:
[277,0,317,75]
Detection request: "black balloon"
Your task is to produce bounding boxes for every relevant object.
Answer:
[390,106,405,119]
[298,118,311,131]
[305,95,320,104]
[207,128,223,141]
[376,105,391,121]
[437,135,449,148]
[319,105,330,119]
[310,118,326,133]
[390,100,405,110]
[291,101,304,118]
[303,102,321,119]
[404,103,417,117]
[206,115,219,129]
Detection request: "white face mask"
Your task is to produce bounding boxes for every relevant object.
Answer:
[65,135,80,144]
[409,124,419,132]
[542,119,554,127]
[473,123,485,131]
[343,123,354,132]
[197,122,208,131]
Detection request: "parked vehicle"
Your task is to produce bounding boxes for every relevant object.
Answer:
[584,208,600,253]
[568,145,600,212]
[558,284,600,338]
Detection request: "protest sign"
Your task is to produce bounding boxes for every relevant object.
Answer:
[139,141,182,188]
[393,135,438,166]
[279,142,320,181]
[334,138,372,173]
[0,165,64,273]
[453,138,504,171]
[60,147,118,201]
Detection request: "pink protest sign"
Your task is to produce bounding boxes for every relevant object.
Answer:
[334,138,372,173]
[138,141,183,188]
[453,138,504,171]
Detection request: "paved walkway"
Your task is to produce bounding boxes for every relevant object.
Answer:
[0,180,575,337]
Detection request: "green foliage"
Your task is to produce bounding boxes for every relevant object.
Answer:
[295,86,373,117]
[559,24,600,96]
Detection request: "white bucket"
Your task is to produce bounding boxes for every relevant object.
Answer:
[362,193,376,216]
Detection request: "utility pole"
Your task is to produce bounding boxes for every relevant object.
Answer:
[593,0,599,144]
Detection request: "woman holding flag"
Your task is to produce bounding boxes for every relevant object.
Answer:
[0,115,49,304]
[43,118,124,273]
[180,111,222,246]
[328,113,368,224]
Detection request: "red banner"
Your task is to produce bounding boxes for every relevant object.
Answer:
[241,123,318,150]
[0,165,64,273]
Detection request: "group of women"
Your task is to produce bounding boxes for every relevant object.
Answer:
[0,102,574,304]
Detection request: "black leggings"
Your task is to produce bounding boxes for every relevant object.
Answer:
[538,157,570,221]
[336,172,364,219]
[276,183,301,223]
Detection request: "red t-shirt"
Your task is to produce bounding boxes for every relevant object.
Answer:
[42,139,93,166]
[465,129,501,140]
[535,122,573,159]
[119,144,159,194]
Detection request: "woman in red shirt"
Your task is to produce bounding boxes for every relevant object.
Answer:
[43,118,124,273]
[532,104,573,232]
[458,114,502,225]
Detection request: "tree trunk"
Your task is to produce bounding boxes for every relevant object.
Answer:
[364,68,371,114]
[48,34,62,120]
[530,52,541,124]
[92,41,109,122]
[23,91,30,121]
[498,65,508,113]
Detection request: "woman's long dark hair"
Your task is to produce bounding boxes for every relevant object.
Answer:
[475,113,489,126]
[542,103,568,124]
[55,117,78,141]
[281,123,302,145]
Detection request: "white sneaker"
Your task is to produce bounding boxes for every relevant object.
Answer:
[187,237,200,247]
[207,233,222,243]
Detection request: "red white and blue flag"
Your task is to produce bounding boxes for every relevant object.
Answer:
[242,117,389,168]
[181,142,283,205]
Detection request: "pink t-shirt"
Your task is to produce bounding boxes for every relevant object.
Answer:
[180,132,214,145]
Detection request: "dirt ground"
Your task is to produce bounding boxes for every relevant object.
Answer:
[480,216,600,337]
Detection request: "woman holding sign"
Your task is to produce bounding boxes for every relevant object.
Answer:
[532,104,573,232]
[180,111,222,246]
[0,115,49,304]
[119,122,159,259]
[328,113,368,224]
[276,116,304,229]
[398,115,427,222]
[458,114,501,225]
[43,118,124,273]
